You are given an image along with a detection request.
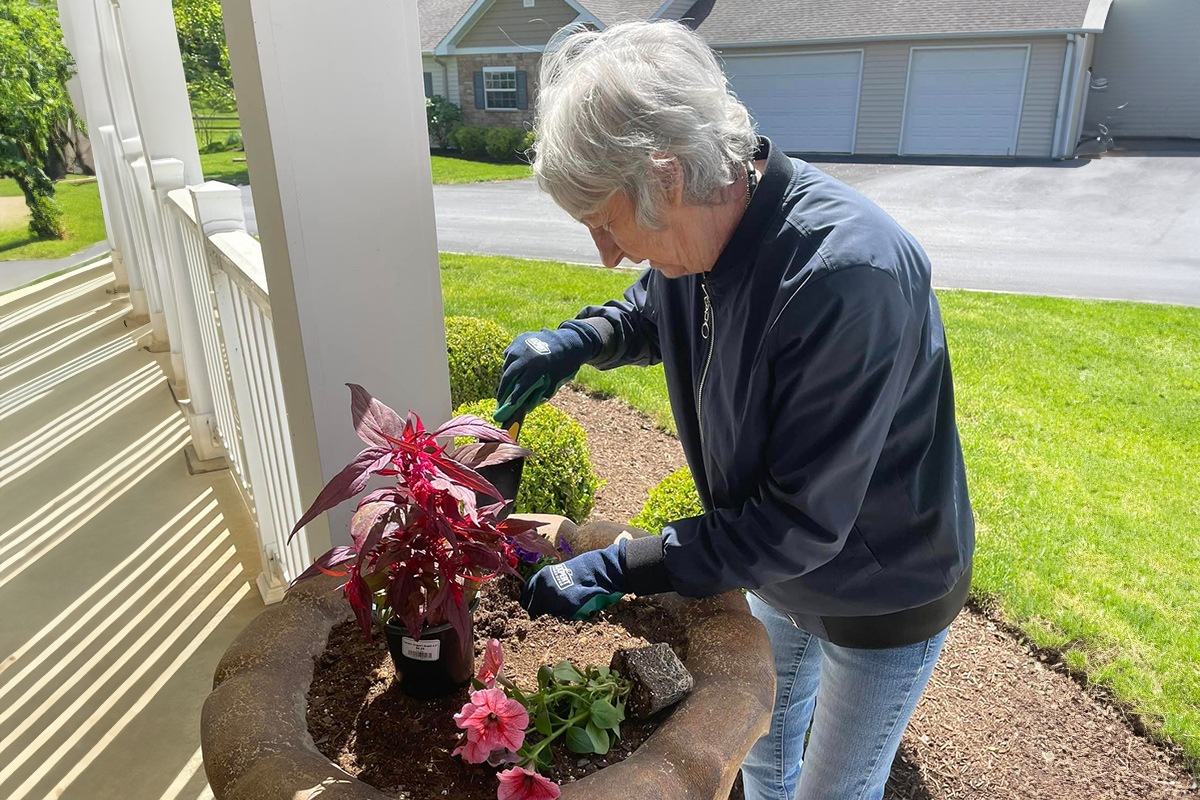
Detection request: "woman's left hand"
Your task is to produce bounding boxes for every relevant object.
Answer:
[522,542,628,620]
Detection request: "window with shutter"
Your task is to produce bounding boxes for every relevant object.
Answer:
[483,66,519,110]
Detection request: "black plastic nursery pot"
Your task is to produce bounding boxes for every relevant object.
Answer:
[475,457,526,520]
[381,596,480,699]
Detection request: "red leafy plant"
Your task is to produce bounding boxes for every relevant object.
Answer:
[289,384,559,643]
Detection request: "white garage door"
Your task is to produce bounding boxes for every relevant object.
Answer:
[724,51,862,153]
[901,47,1030,156]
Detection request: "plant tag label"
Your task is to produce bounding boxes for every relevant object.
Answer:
[401,637,441,661]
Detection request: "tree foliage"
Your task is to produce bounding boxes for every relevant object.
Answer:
[0,1,80,238]
[172,0,237,146]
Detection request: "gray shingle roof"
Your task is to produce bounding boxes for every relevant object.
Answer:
[419,0,478,52]
[682,0,1106,45]
[422,0,1110,53]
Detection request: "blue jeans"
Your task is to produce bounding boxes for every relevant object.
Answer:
[741,593,949,800]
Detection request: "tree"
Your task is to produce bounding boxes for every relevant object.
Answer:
[173,0,237,149]
[0,1,81,239]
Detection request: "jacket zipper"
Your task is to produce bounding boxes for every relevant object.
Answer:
[697,277,715,445]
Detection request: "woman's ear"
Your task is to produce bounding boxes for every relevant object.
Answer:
[652,154,684,209]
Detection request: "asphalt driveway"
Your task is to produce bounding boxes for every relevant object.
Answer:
[432,150,1200,307]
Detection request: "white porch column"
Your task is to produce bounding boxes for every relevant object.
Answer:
[108,0,202,184]
[90,0,155,324]
[57,0,129,290]
[221,0,452,544]
[108,0,205,377]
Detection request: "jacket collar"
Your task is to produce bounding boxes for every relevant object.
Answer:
[705,137,793,290]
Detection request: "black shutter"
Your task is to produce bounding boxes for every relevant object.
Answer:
[473,71,485,109]
[516,70,528,109]
[423,72,433,98]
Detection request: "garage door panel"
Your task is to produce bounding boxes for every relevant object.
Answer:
[725,52,862,153]
[901,47,1029,156]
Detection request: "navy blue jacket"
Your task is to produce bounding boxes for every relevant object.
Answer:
[566,138,974,648]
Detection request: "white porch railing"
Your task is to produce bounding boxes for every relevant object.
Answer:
[165,185,311,603]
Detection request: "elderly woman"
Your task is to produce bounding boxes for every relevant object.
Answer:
[501,21,974,800]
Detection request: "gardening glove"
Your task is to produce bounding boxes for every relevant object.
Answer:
[522,541,627,620]
[494,326,594,425]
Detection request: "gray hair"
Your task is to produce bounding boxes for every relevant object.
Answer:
[531,20,757,230]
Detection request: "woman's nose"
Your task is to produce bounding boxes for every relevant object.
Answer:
[589,227,627,269]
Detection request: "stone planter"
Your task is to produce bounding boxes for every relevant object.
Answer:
[201,516,776,800]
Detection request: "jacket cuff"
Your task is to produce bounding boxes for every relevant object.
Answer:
[620,535,673,596]
[561,317,616,364]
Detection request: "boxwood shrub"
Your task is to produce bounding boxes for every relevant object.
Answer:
[485,126,528,162]
[454,125,489,158]
[454,398,600,522]
[630,467,702,532]
[445,315,509,407]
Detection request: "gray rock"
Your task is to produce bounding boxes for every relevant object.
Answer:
[611,642,694,719]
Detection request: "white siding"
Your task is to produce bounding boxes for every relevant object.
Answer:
[1015,37,1068,156]
[1086,0,1200,138]
[855,41,910,154]
[422,56,460,106]
[722,36,1067,157]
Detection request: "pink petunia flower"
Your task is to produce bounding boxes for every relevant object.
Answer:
[496,766,561,800]
[476,638,505,689]
[453,688,528,754]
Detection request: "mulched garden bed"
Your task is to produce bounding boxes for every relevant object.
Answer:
[549,385,1200,800]
[308,575,688,800]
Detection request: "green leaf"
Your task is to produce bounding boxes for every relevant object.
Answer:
[537,665,554,690]
[586,721,610,755]
[590,698,621,729]
[535,745,552,769]
[535,707,552,736]
[566,726,594,754]
[553,660,582,683]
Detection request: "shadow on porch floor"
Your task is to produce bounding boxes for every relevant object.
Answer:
[0,260,265,800]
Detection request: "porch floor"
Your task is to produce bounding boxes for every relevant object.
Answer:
[0,260,265,800]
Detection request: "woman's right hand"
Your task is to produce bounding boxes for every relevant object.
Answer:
[494,327,592,424]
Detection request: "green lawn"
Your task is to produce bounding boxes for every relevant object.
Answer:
[440,252,1200,763]
[430,155,532,184]
[200,153,531,188]
[0,179,107,261]
[200,150,250,185]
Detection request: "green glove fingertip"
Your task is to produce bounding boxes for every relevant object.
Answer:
[495,375,550,424]
[572,591,626,620]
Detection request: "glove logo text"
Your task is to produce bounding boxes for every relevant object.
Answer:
[527,338,552,356]
[549,563,574,590]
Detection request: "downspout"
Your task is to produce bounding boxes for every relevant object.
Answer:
[1052,34,1076,159]
[435,55,450,100]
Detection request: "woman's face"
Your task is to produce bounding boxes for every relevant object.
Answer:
[583,192,700,279]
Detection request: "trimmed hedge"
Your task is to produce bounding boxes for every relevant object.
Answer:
[454,126,489,159]
[520,130,536,155]
[445,315,509,407]
[455,398,600,523]
[485,127,527,162]
[631,467,703,532]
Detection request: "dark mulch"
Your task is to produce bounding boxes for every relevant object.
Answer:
[556,384,1199,800]
[307,576,688,800]
[550,386,685,523]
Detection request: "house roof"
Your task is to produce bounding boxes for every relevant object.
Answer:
[683,0,1113,46]
[419,0,478,52]
[420,0,1113,55]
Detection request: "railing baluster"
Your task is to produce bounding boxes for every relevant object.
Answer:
[163,184,312,603]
